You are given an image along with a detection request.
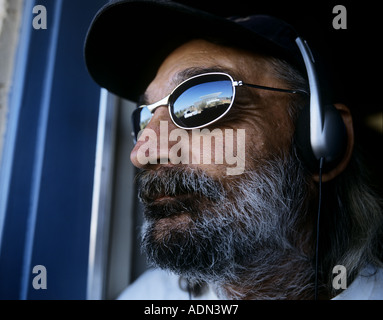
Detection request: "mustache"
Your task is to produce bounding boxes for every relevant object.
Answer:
[136,166,226,204]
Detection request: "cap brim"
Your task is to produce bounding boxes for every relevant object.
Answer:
[84,0,298,102]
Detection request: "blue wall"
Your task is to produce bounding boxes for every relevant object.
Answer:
[0,0,107,299]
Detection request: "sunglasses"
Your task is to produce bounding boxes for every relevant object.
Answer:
[132,72,307,141]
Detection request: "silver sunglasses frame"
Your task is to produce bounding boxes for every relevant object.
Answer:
[135,71,307,133]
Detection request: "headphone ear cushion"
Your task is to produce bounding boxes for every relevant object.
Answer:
[294,104,347,172]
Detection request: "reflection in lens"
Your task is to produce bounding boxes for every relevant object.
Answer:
[139,107,152,130]
[132,106,152,140]
[171,77,233,128]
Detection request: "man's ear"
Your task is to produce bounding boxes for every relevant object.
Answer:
[313,103,354,182]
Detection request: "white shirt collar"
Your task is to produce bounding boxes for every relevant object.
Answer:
[332,265,383,300]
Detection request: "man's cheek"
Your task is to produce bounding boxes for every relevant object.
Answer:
[189,128,247,176]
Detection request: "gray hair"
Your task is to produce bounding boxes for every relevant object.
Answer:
[268,57,383,296]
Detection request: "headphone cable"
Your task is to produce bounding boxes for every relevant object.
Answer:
[314,157,324,300]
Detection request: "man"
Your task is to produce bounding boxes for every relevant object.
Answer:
[85,0,383,299]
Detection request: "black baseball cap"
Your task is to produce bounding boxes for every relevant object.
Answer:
[84,0,307,102]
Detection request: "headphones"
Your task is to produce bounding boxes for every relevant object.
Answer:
[294,37,347,172]
[294,38,348,299]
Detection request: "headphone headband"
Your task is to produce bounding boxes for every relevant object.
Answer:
[294,37,347,168]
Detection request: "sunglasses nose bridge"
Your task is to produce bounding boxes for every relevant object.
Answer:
[146,95,170,113]
[144,106,178,136]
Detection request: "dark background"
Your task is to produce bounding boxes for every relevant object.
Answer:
[175,1,381,105]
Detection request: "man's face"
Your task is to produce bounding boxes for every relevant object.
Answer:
[130,39,315,292]
[131,39,296,175]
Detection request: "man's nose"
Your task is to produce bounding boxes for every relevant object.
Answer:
[130,106,185,168]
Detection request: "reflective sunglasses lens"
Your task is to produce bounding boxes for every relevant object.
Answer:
[132,106,152,140]
[170,75,233,128]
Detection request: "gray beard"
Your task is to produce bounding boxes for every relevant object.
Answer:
[137,153,317,299]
